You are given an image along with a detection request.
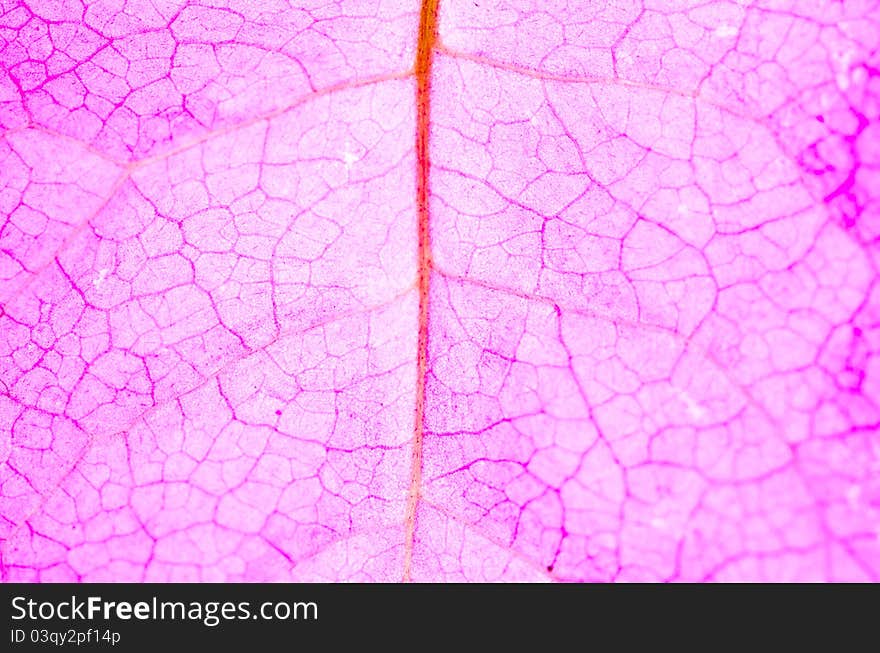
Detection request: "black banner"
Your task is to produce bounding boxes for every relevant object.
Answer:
[0,583,875,649]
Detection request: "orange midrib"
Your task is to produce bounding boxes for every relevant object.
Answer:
[402,0,439,582]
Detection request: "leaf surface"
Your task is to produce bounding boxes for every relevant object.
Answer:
[1,0,879,581]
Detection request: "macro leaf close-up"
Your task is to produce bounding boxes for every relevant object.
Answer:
[1,0,879,584]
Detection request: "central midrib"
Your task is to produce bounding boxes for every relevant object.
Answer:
[402,0,439,582]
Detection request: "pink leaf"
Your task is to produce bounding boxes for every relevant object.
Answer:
[1,0,879,582]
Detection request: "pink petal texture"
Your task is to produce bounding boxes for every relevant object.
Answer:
[1,0,879,582]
